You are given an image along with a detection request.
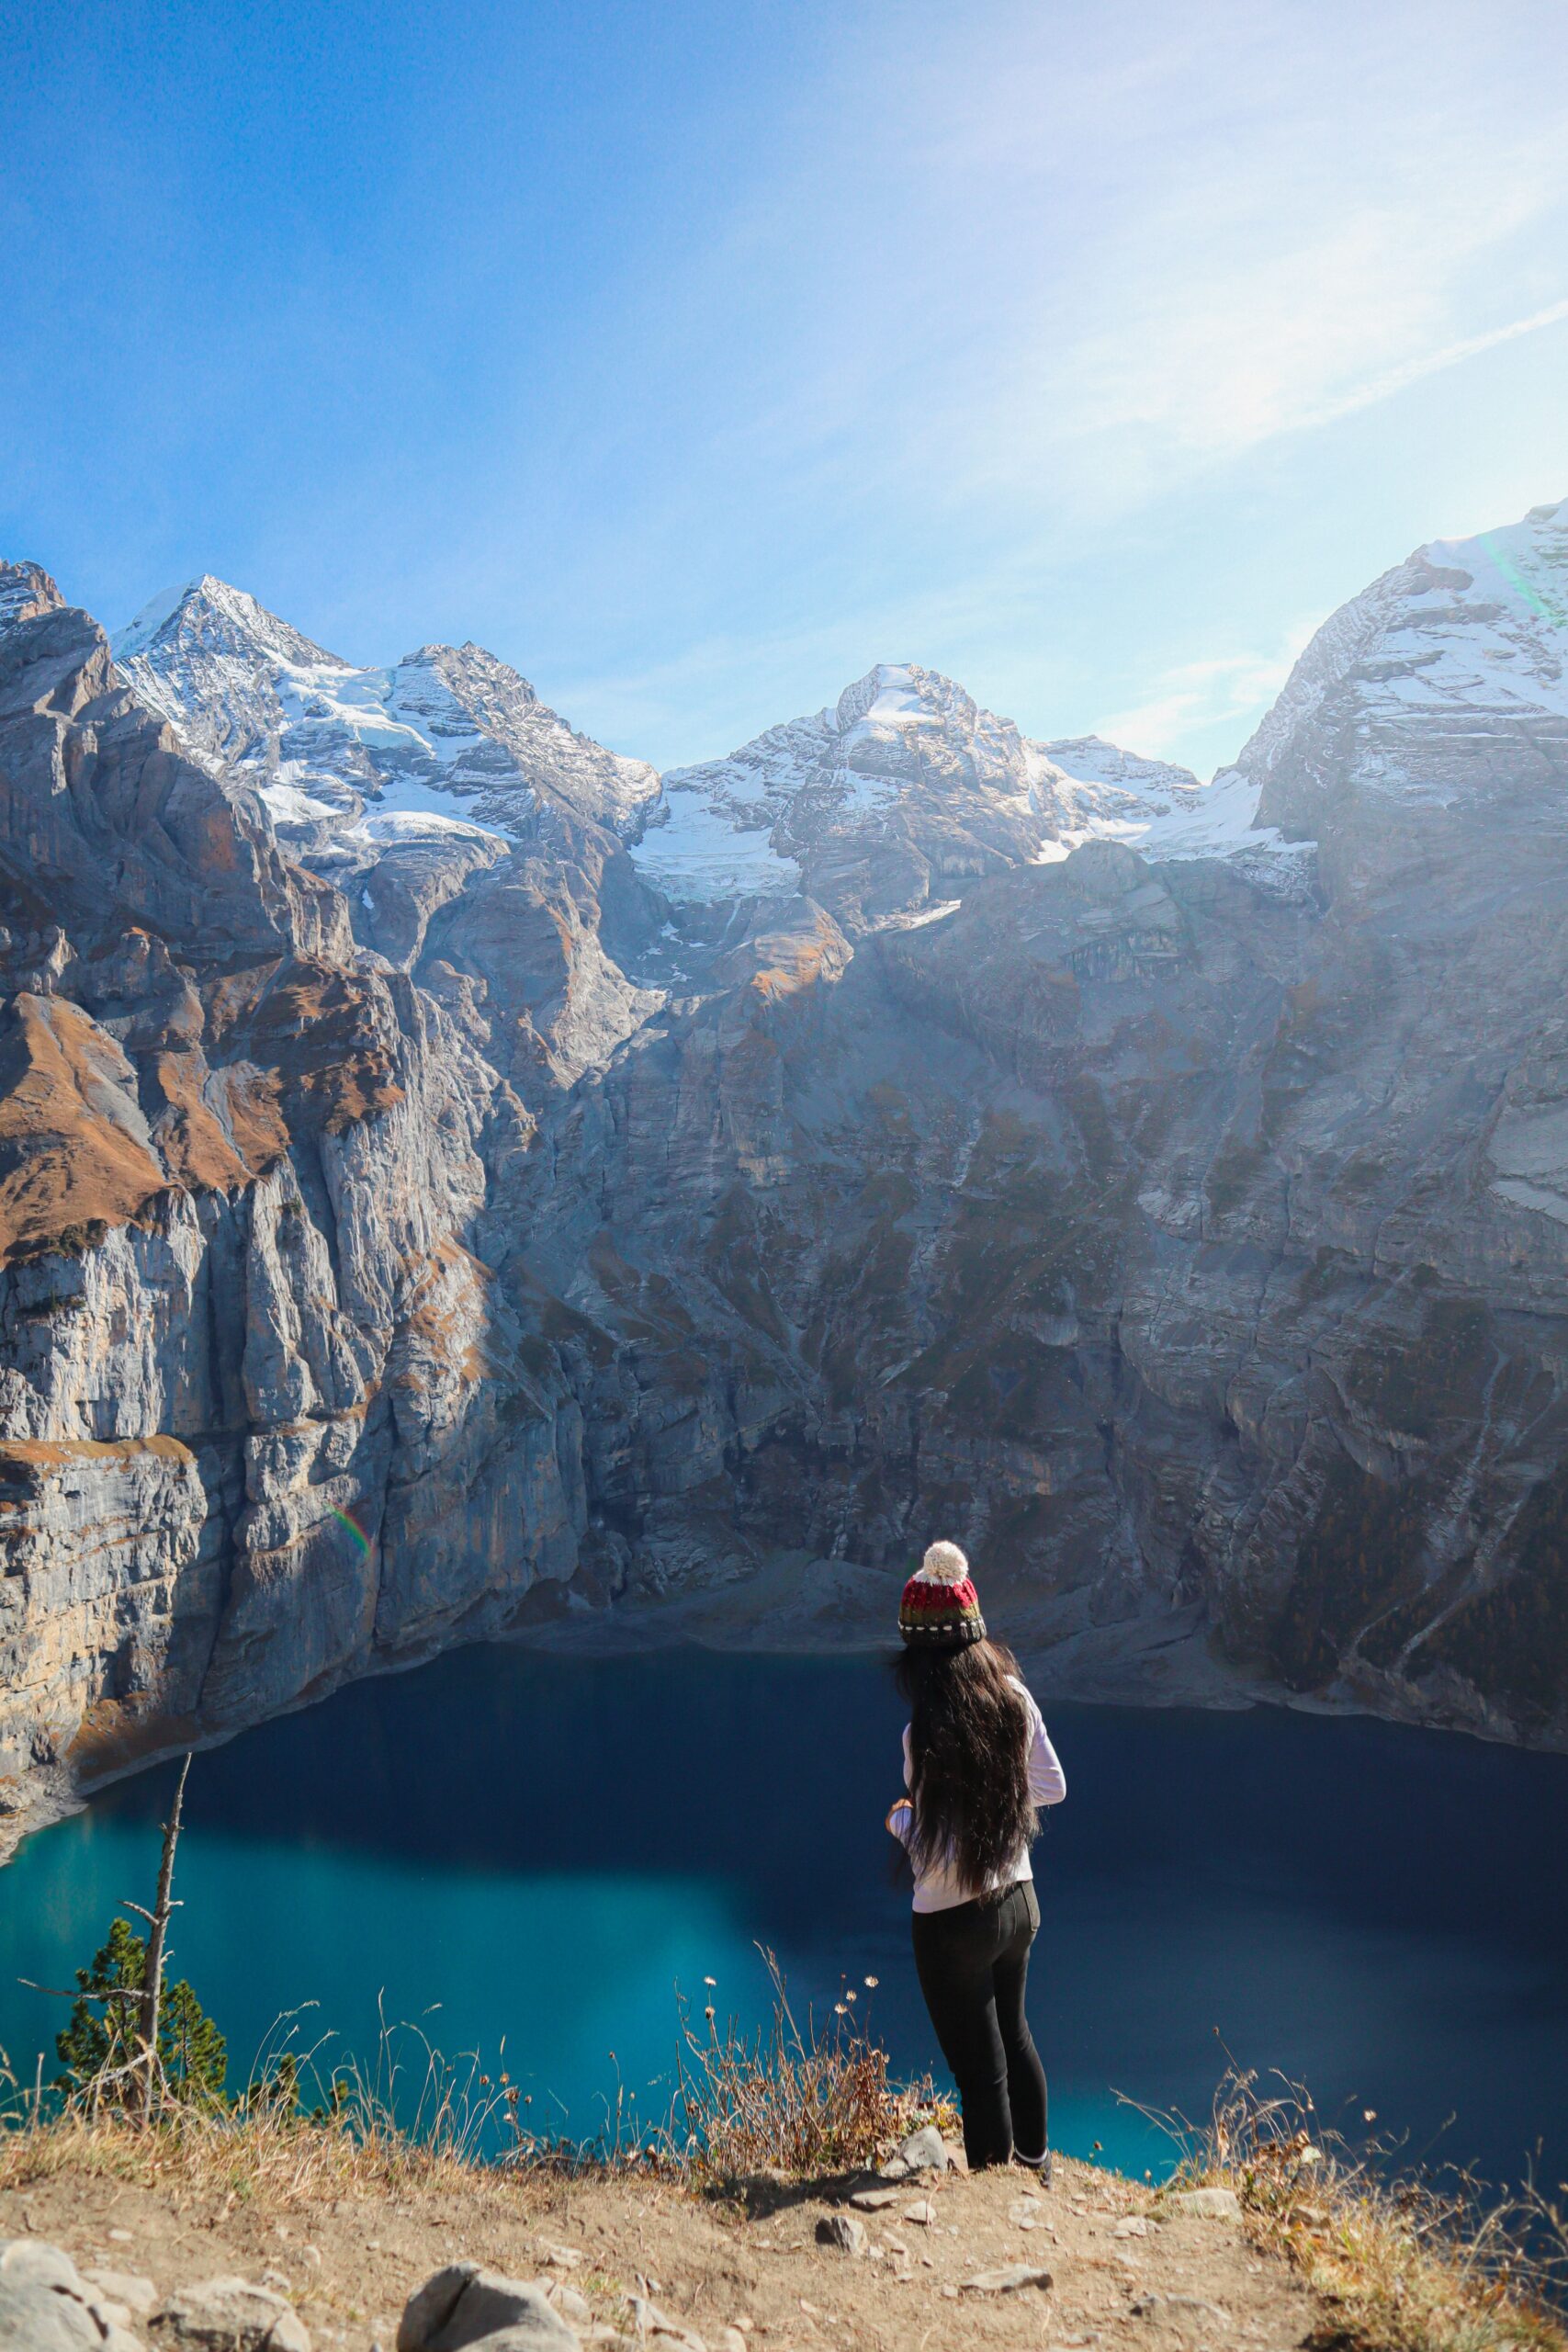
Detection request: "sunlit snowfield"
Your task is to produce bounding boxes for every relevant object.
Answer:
[3,1649,1564,2187]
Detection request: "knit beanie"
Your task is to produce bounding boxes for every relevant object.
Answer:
[898,1540,987,1647]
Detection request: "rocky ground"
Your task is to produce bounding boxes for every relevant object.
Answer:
[0,2144,1325,2351]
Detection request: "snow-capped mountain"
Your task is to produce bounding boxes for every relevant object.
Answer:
[1238,499,1568,828]
[113,576,660,849]
[10,495,1568,1854]
[632,661,1306,926]
[113,589,1307,934]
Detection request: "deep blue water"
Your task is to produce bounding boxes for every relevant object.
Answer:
[2,1647,1564,2188]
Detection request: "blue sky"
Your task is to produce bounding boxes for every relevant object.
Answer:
[3,0,1566,778]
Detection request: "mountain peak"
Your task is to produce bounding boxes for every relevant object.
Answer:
[1041,734,1200,794]
[1235,494,1568,812]
[1419,496,1568,629]
[113,575,347,673]
[0,560,65,630]
[831,662,976,739]
[398,640,542,710]
[109,575,659,850]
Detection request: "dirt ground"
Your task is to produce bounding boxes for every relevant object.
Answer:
[0,2147,1329,2350]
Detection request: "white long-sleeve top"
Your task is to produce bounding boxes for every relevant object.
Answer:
[886,1676,1066,1914]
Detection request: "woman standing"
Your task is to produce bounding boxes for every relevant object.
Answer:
[886,1541,1066,2176]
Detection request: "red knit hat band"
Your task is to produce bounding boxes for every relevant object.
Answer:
[898,1547,987,1646]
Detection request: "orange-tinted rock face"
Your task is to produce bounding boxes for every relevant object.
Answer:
[147,1049,258,1190]
[0,960,411,1271]
[0,995,167,1264]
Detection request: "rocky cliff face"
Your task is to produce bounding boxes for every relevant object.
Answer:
[4,505,1568,1845]
[0,570,588,1841]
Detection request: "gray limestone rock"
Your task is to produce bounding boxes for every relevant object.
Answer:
[960,2263,1055,2293]
[1162,2187,1243,2221]
[879,2125,954,2177]
[539,2279,592,2324]
[85,2270,159,2317]
[0,2238,146,2351]
[397,2264,576,2350]
[152,2275,310,2348]
[621,2298,705,2350]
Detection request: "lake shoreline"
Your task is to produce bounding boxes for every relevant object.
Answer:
[10,1555,1563,1867]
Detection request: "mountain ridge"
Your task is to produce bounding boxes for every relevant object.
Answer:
[4,503,1568,1849]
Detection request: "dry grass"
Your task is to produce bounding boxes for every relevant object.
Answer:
[1148,2068,1568,2352]
[0,1954,951,2212]
[0,2098,475,2211]
[670,1948,956,2188]
[0,2006,534,2211]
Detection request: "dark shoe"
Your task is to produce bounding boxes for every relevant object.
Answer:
[1014,2146,1053,2187]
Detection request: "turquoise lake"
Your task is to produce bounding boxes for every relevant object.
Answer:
[2,1647,1564,2187]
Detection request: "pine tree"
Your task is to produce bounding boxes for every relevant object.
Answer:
[55,1917,146,2094]
[55,1917,227,2108]
[157,1973,227,2103]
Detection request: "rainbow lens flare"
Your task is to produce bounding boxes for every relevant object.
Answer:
[1478,532,1568,628]
[329,1507,373,1556]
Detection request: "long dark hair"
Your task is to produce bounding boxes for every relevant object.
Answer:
[893,1636,1037,1894]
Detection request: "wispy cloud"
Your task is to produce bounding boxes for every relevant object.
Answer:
[456,0,1568,762]
[1096,628,1318,766]
[481,0,1568,770]
[1297,297,1568,434]
[648,0,1568,507]
[25,0,1565,780]
[873,12,1568,518]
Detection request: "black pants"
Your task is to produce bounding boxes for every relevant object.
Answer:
[910,1880,1048,2171]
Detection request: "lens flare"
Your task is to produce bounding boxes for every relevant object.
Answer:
[1478,532,1568,628]
[330,1507,373,1556]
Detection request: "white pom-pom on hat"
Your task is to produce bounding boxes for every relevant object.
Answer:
[917,1540,970,1584]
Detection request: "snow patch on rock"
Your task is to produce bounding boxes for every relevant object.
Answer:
[112,578,659,849]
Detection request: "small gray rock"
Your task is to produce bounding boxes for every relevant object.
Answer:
[469,2333,594,2352]
[4,2245,93,2297]
[398,2265,576,2350]
[847,2188,901,2211]
[622,2296,707,2348]
[1132,2290,1232,2325]
[960,2264,1055,2294]
[879,2124,952,2177]
[1163,2187,1242,2221]
[152,2276,310,2350]
[398,2267,475,2351]
[0,2280,96,2352]
[815,2213,868,2257]
[85,2271,159,2318]
[0,2240,146,2352]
